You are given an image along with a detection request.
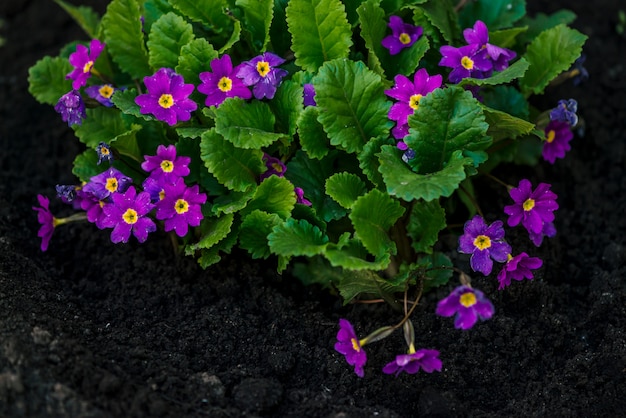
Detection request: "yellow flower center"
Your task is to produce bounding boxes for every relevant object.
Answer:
[256,61,270,77]
[83,60,94,74]
[105,177,118,193]
[409,94,422,110]
[99,84,114,99]
[158,94,174,109]
[218,76,233,92]
[523,198,535,211]
[546,130,556,143]
[473,234,491,250]
[506,253,513,263]
[398,33,411,45]
[461,56,474,70]
[122,208,138,225]
[160,160,174,173]
[459,292,477,308]
[174,198,189,215]
[158,190,166,201]
[271,162,284,173]
[351,338,361,352]
[100,147,110,156]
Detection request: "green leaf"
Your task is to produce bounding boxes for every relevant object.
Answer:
[457,58,529,87]
[420,0,460,43]
[214,98,287,149]
[381,36,430,80]
[337,269,405,305]
[74,107,128,148]
[404,87,491,174]
[53,0,101,38]
[268,80,302,137]
[325,172,368,209]
[200,129,264,192]
[357,0,386,76]
[110,89,154,122]
[27,56,73,105]
[419,252,453,292]
[169,0,231,31]
[481,85,529,119]
[269,0,291,57]
[240,175,296,220]
[520,24,587,96]
[185,213,235,253]
[313,59,392,154]
[325,239,391,271]
[489,26,528,49]
[378,146,473,201]
[481,105,535,141]
[195,227,238,268]
[349,189,405,257]
[236,0,274,52]
[358,135,393,190]
[458,0,526,30]
[211,189,255,215]
[517,10,577,45]
[218,20,242,54]
[102,0,151,79]
[406,199,446,254]
[176,38,218,88]
[72,150,100,182]
[286,0,353,72]
[268,218,329,257]
[297,106,330,159]
[239,210,282,259]
[147,12,195,71]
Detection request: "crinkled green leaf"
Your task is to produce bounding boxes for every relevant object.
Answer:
[420,0,460,43]
[215,98,286,149]
[239,210,282,259]
[458,58,529,87]
[325,239,391,271]
[110,89,154,122]
[357,0,386,76]
[191,220,239,269]
[176,38,218,89]
[520,24,587,96]
[211,189,255,215]
[27,56,73,105]
[169,0,231,31]
[200,129,264,192]
[286,0,352,72]
[74,107,128,148]
[297,106,330,159]
[358,135,393,190]
[406,199,446,254]
[240,175,296,220]
[268,218,329,257]
[349,189,405,257]
[459,0,525,30]
[218,20,242,54]
[110,124,143,161]
[517,10,577,44]
[379,146,473,201]
[185,213,234,254]
[489,27,528,49]
[236,0,273,52]
[337,269,405,305]
[481,85,529,119]
[419,252,453,292]
[72,150,100,183]
[481,105,535,141]
[291,256,344,288]
[147,12,195,71]
[269,0,291,56]
[313,59,392,154]
[175,127,208,139]
[381,36,430,80]
[102,0,151,79]
[269,80,302,137]
[142,0,176,35]
[325,172,368,209]
[405,87,490,174]
[53,0,101,38]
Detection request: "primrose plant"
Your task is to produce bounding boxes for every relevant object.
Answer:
[29,0,587,377]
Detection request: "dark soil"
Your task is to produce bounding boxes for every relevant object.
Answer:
[1,0,625,417]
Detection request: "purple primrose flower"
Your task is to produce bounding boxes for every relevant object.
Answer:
[85,84,119,107]
[79,190,108,229]
[497,252,543,290]
[96,142,113,165]
[141,144,191,184]
[381,16,423,55]
[198,54,252,107]
[463,20,516,71]
[569,54,589,85]
[439,44,492,83]
[542,121,573,164]
[303,83,316,107]
[66,39,105,90]
[155,178,207,237]
[382,348,442,376]
[458,215,511,276]
[334,319,367,377]
[528,221,557,247]
[135,68,197,126]
[549,99,578,126]
[54,90,86,126]
[436,285,494,330]
[101,186,156,243]
[236,52,288,100]
[260,153,287,181]
[142,177,166,203]
[33,194,57,251]
[295,187,312,206]
[504,179,559,237]
[82,167,132,201]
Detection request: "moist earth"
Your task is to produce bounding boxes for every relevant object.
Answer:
[1,0,625,416]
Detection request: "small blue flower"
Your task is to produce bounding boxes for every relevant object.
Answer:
[54,90,86,126]
[549,99,578,126]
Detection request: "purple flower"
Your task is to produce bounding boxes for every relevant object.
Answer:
[32,194,57,251]
[549,99,578,126]
[135,68,197,126]
[85,84,119,107]
[529,221,557,247]
[382,348,442,376]
[334,319,367,377]
[458,215,511,276]
[462,20,516,71]
[82,167,132,201]
[439,44,492,83]
[66,39,105,90]
[542,121,573,164]
[497,252,543,290]
[142,177,166,203]
[436,285,494,330]
[197,55,252,107]
[260,153,287,181]
[295,187,312,206]
[401,148,415,163]
[303,83,316,107]
[569,54,589,86]
[504,179,559,236]
[391,123,409,140]
[79,190,108,229]
[54,90,86,126]
[101,186,156,243]
[155,178,207,237]
[385,68,443,129]
[381,16,423,55]
[96,142,113,165]
[141,144,191,184]
[236,52,288,100]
